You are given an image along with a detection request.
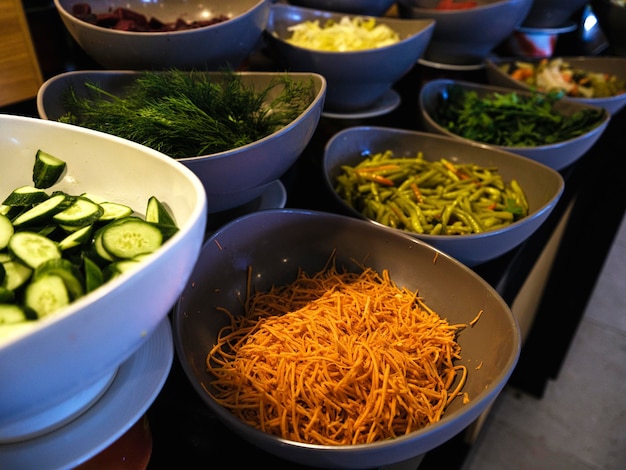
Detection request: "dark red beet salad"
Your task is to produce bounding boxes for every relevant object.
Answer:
[71,3,229,32]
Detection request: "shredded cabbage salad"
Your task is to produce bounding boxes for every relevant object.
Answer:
[285,16,400,52]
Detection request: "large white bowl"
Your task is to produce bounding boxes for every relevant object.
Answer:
[419,78,611,171]
[0,114,207,442]
[173,208,521,468]
[54,0,269,70]
[265,3,435,112]
[485,56,626,116]
[322,126,565,267]
[37,70,327,213]
[397,0,534,66]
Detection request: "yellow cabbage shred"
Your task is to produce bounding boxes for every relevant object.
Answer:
[284,16,401,52]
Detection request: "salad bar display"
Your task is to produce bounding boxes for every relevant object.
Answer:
[2,0,625,469]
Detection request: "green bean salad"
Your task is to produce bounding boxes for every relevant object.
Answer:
[334,151,529,235]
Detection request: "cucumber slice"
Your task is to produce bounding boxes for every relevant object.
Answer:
[0,304,37,324]
[24,274,70,317]
[146,196,176,226]
[2,185,49,206]
[58,224,93,251]
[53,197,104,227]
[8,231,62,269]
[98,202,133,222]
[100,217,163,259]
[0,253,33,292]
[83,256,104,293]
[33,150,67,189]
[12,193,68,227]
[0,213,14,250]
[102,259,142,281]
[33,258,85,300]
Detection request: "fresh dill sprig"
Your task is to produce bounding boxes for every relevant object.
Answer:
[58,70,317,159]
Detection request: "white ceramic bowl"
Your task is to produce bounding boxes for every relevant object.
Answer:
[397,0,534,66]
[322,126,564,267]
[485,56,626,115]
[265,3,435,112]
[284,0,397,16]
[37,70,327,213]
[173,208,521,468]
[54,0,269,69]
[419,78,611,171]
[0,114,207,442]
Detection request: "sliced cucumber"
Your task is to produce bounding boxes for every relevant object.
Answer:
[102,258,142,281]
[2,185,49,206]
[0,304,37,324]
[0,286,15,303]
[24,274,70,317]
[146,196,176,226]
[8,231,62,269]
[100,217,163,260]
[58,224,93,251]
[0,253,33,292]
[98,202,133,222]
[83,256,104,293]
[12,193,68,228]
[0,213,14,250]
[33,149,67,189]
[53,196,104,227]
[33,258,85,300]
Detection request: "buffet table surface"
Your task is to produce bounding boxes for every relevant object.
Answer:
[5,4,625,468]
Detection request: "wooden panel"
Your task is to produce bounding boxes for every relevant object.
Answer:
[0,0,43,107]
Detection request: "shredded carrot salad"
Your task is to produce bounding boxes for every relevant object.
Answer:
[206,260,469,446]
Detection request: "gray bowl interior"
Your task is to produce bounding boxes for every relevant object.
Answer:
[419,78,611,170]
[286,0,396,16]
[174,209,521,468]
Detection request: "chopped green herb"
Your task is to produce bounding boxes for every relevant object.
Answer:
[433,85,607,147]
[59,70,317,159]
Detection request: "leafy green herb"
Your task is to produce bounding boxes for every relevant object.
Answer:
[58,70,317,159]
[432,85,607,147]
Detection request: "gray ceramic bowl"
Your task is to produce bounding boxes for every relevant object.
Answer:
[485,56,626,115]
[37,70,326,213]
[322,126,564,267]
[397,0,534,66]
[265,3,434,112]
[521,0,589,28]
[54,0,269,69]
[173,208,521,468]
[284,0,397,16]
[419,78,611,171]
[591,0,626,57]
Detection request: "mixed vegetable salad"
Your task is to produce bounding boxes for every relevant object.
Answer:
[500,58,626,98]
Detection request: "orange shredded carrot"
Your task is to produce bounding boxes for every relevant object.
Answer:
[206,259,469,446]
[469,309,483,327]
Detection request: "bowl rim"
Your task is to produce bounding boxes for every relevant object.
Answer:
[322,125,565,241]
[53,0,268,37]
[419,78,612,151]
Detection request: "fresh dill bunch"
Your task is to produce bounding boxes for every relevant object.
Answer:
[58,70,317,159]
